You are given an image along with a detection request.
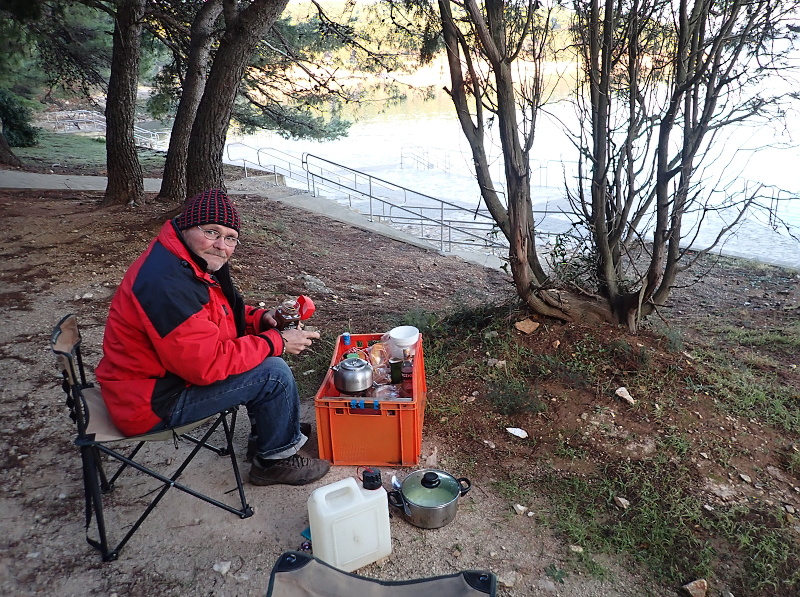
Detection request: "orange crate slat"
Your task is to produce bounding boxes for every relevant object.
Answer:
[314,333,426,467]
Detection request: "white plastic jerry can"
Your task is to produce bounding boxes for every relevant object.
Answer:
[307,476,392,572]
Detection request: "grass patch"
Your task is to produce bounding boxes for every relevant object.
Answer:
[715,321,800,349]
[415,297,799,595]
[695,348,800,434]
[544,460,714,586]
[15,131,167,174]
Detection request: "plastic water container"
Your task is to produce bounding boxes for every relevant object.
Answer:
[307,476,391,572]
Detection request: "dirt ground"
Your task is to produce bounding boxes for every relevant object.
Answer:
[1,175,798,596]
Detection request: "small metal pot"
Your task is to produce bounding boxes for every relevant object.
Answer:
[331,357,373,394]
[388,469,471,529]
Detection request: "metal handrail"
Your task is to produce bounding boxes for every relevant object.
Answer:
[300,152,505,252]
[43,110,169,148]
[221,142,579,255]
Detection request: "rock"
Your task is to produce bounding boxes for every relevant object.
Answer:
[613,496,630,510]
[483,439,496,449]
[424,446,439,467]
[213,561,232,576]
[483,330,499,339]
[615,387,635,405]
[681,578,708,597]
[785,504,796,514]
[535,578,557,592]
[506,427,529,439]
[513,504,528,515]
[705,480,736,501]
[767,465,791,484]
[301,274,331,293]
[569,545,584,553]
[498,571,521,588]
[739,473,752,484]
[514,319,540,334]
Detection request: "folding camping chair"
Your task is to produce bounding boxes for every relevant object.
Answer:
[266,551,497,597]
[50,314,254,561]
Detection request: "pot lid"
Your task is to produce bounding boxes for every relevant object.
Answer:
[339,357,370,371]
[401,470,460,507]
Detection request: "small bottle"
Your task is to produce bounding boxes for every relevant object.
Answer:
[401,348,414,398]
[274,298,301,330]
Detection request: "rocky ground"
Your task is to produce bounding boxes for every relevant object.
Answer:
[1,170,798,596]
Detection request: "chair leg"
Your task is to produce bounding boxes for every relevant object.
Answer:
[107,441,146,487]
[180,407,237,456]
[219,410,252,515]
[78,409,253,560]
[81,445,118,561]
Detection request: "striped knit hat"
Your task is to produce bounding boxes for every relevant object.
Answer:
[175,189,241,233]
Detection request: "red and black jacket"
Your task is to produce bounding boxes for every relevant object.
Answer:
[96,220,284,436]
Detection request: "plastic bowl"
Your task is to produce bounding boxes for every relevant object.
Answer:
[388,326,419,359]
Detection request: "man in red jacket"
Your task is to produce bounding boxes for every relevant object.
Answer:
[96,189,330,486]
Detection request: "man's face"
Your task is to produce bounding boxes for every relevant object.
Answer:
[182,224,238,272]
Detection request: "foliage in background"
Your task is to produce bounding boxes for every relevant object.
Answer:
[0,89,40,147]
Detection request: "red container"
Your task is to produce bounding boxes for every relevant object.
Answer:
[314,333,427,466]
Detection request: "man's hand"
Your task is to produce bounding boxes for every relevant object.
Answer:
[261,309,278,329]
[280,328,320,355]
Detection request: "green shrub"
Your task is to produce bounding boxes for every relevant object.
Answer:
[0,90,40,147]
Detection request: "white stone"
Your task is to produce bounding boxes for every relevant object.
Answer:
[506,427,528,439]
[739,473,752,484]
[213,561,232,576]
[615,387,635,405]
[513,504,528,515]
[498,571,521,588]
[613,496,630,510]
[536,578,557,592]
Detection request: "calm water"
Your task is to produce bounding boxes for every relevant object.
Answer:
[227,93,800,269]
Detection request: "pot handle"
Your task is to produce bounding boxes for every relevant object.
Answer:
[387,490,411,517]
[457,477,472,497]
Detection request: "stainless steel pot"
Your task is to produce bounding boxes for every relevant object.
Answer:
[331,357,373,394]
[387,469,471,529]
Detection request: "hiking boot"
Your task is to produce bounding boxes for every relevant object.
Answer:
[246,422,312,462]
[249,454,331,486]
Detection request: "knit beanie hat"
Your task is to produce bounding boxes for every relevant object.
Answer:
[175,189,241,233]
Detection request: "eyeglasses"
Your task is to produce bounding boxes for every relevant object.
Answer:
[197,226,241,247]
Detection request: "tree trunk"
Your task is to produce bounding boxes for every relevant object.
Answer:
[158,0,223,204]
[0,130,23,167]
[103,0,145,206]
[186,0,289,197]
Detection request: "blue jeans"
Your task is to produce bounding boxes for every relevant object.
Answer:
[164,357,307,459]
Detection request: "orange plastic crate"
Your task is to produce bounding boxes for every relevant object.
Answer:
[314,333,427,466]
